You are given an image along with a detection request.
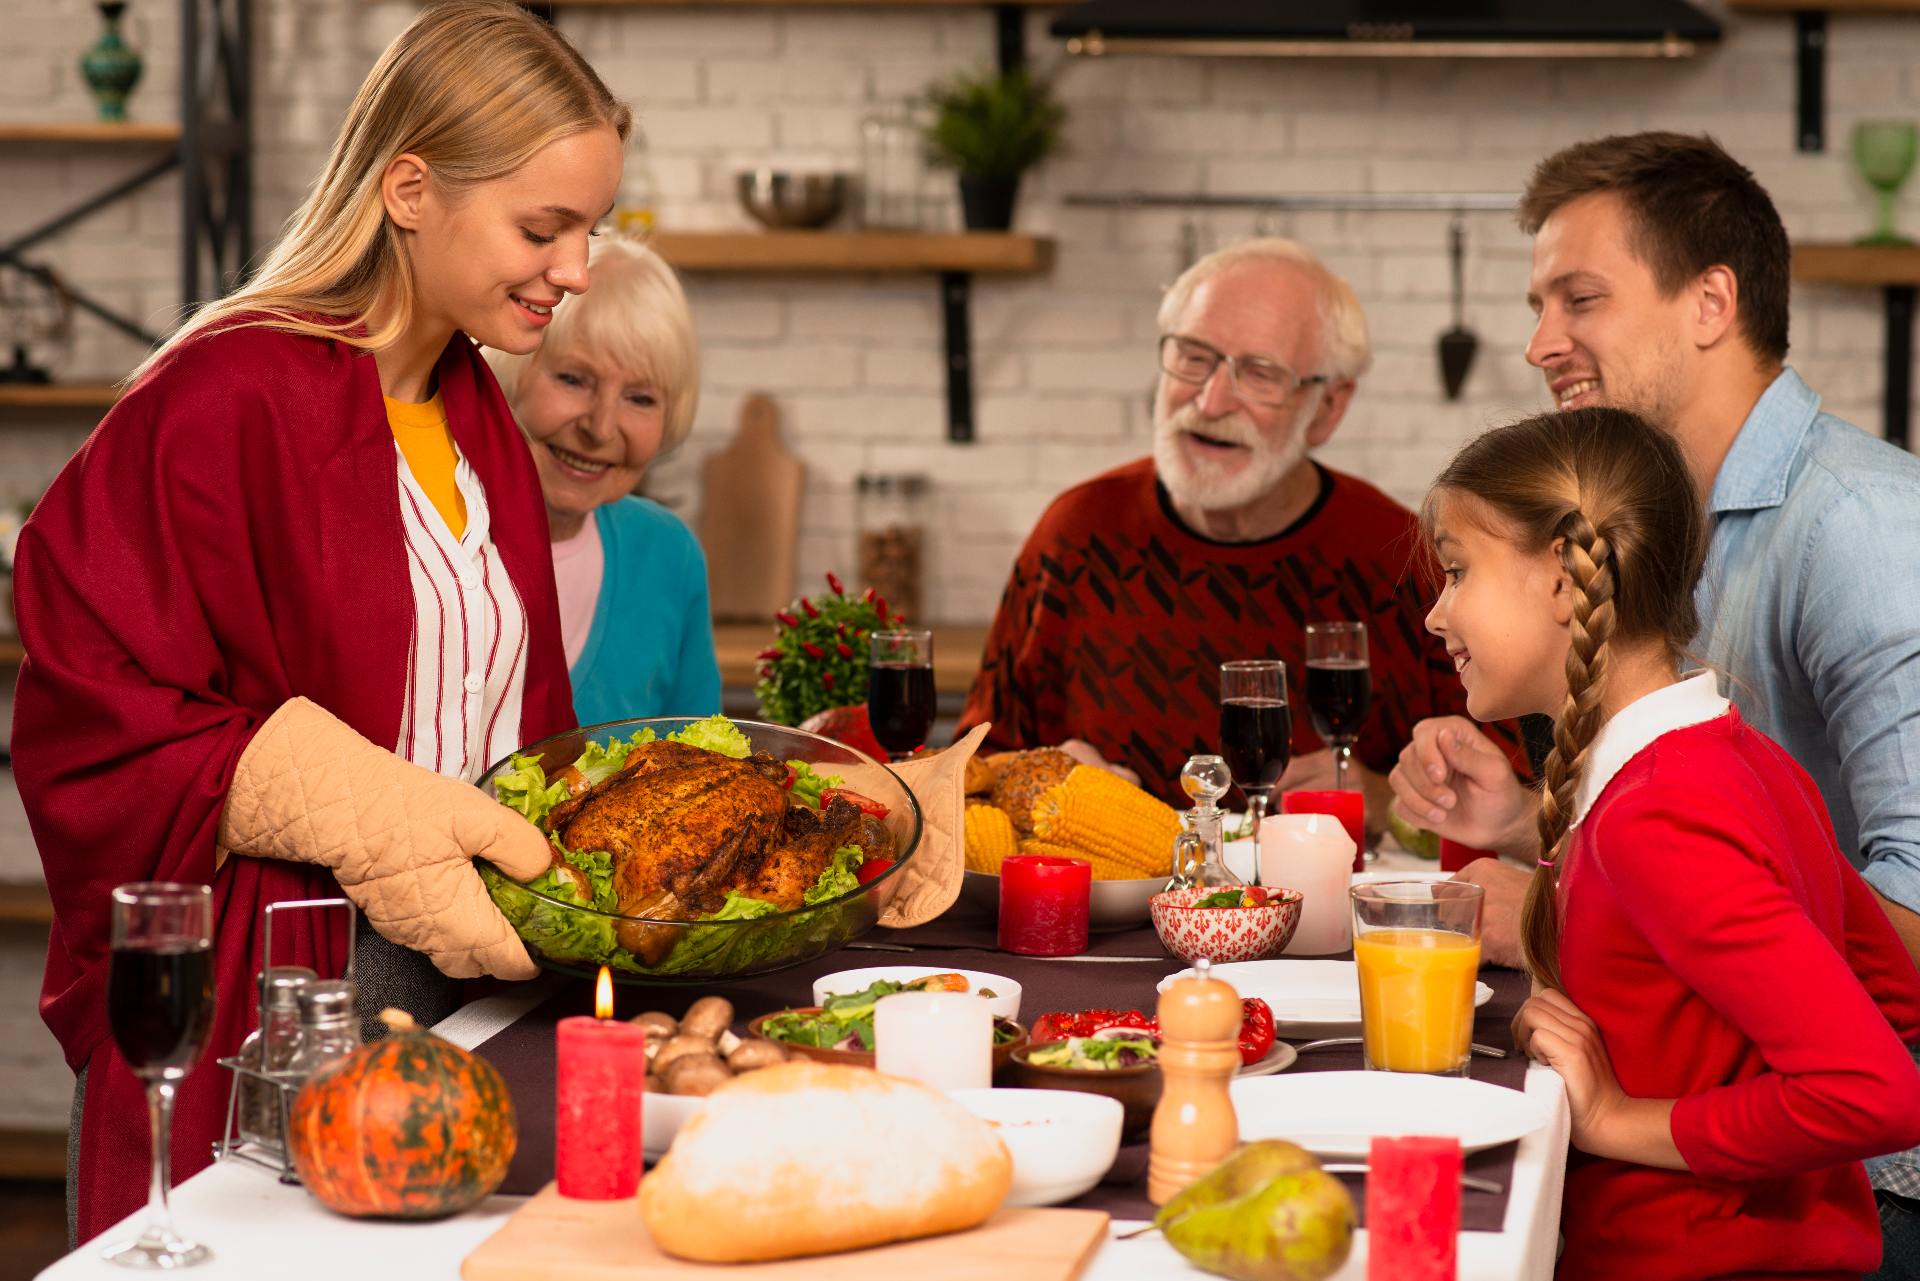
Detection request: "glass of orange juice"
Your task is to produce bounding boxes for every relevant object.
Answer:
[1350,881,1484,1077]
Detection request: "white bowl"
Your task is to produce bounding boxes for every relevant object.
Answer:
[643,1091,703,1161]
[947,1087,1122,1207]
[812,967,1022,1021]
[959,869,1162,932]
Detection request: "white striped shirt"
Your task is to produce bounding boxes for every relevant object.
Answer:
[393,447,529,782]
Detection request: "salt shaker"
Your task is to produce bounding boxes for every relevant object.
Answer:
[1169,754,1239,891]
[1148,957,1242,1205]
[237,965,315,1149]
[284,980,361,1079]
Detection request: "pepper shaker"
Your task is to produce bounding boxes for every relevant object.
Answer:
[1148,957,1242,1205]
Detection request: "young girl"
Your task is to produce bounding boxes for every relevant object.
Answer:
[1424,407,1920,1279]
[13,1,627,1243]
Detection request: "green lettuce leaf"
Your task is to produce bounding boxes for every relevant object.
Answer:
[802,844,865,906]
[666,715,750,759]
[492,753,571,828]
[786,760,844,809]
[649,892,780,975]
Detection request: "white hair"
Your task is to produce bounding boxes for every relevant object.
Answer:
[1156,237,1372,383]
[485,234,701,451]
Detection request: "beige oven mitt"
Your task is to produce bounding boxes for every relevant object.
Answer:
[217,698,549,980]
[830,722,990,929]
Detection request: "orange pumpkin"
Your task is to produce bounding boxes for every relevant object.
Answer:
[288,1008,517,1219]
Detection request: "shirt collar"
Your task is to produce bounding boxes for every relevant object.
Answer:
[1569,671,1730,827]
[1709,367,1819,515]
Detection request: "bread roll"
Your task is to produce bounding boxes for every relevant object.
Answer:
[639,1061,1011,1262]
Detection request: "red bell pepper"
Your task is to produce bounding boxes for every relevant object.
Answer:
[1029,1008,1159,1044]
[854,857,894,886]
[1238,997,1276,1067]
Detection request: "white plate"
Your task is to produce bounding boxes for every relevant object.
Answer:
[812,967,1022,1021]
[1229,1070,1555,1158]
[643,1091,703,1161]
[1236,1040,1298,1078]
[1158,959,1493,1030]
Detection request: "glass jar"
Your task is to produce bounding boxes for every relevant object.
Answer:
[284,980,361,1079]
[856,473,928,623]
[612,135,657,238]
[859,104,923,230]
[236,966,316,1151]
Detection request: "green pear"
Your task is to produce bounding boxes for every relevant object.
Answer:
[1156,1142,1355,1281]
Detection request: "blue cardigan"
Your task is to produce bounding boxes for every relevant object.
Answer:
[569,496,722,727]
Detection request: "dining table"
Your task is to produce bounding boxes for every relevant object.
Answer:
[36,851,1570,1281]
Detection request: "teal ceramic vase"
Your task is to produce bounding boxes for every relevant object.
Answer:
[80,2,143,123]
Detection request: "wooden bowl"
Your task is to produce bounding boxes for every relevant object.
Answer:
[748,1008,1027,1079]
[1005,1045,1161,1139]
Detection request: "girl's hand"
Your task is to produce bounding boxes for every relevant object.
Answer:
[1514,987,1627,1153]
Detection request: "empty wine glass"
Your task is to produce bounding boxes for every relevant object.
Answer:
[1854,121,1918,246]
[104,882,215,1269]
[1218,660,1291,888]
[1305,622,1373,792]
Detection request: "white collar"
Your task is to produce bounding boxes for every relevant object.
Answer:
[1569,671,1730,828]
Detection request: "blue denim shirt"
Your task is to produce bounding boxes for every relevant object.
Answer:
[1694,368,1920,1193]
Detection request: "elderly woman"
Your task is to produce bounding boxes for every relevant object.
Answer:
[486,236,720,726]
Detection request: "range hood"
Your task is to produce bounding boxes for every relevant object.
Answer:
[1051,1,1721,60]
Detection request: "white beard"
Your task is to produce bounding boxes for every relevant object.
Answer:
[1153,399,1312,515]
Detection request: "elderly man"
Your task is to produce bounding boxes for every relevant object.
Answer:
[957,238,1504,810]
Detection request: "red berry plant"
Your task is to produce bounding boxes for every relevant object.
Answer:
[754,572,905,727]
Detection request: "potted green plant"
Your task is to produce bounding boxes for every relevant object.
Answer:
[922,68,1066,232]
[755,571,898,760]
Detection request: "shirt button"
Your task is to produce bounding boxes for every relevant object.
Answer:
[463,674,483,695]
[461,574,479,590]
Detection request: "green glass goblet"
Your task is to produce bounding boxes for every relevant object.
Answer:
[1853,121,1918,246]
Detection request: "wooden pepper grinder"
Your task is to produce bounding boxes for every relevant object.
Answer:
[1148,957,1242,1204]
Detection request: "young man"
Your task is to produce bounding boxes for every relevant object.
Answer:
[1390,131,1920,1276]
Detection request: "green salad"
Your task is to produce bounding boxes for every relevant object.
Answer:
[479,715,879,977]
[760,977,1019,1054]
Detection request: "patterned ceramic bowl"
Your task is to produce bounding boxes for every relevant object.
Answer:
[1149,886,1303,965]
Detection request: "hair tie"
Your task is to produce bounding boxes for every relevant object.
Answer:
[1536,858,1556,869]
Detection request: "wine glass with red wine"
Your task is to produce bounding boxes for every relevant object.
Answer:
[1305,621,1373,792]
[104,882,215,1269]
[1219,660,1292,887]
[867,629,935,762]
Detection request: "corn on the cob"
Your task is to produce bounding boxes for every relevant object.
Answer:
[1015,838,1134,881]
[1031,766,1179,878]
[964,803,1019,874]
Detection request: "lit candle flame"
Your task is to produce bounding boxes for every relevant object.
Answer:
[595,965,614,1020]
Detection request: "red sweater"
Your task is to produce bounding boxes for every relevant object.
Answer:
[1557,710,1920,1280]
[956,458,1516,803]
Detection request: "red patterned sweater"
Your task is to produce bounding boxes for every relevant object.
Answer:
[956,458,1515,803]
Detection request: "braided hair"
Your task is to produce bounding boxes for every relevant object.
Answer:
[1422,408,1705,990]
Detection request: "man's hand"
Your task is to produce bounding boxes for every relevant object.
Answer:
[1275,749,1393,835]
[1389,717,1538,858]
[1453,857,1532,970]
[1057,738,1141,787]
[1870,885,1920,970]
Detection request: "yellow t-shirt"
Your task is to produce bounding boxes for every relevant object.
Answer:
[385,391,467,540]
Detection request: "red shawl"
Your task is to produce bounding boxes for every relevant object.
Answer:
[10,323,575,1242]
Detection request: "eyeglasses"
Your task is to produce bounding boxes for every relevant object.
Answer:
[1158,334,1330,407]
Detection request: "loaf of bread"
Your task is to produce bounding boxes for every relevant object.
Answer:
[639,1061,1012,1262]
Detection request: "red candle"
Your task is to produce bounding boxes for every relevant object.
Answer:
[997,854,1090,956]
[1281,789,1366,872]
[1367,1135,1462,1281]
[555,967,646,1200]
[1438,838,1495,873]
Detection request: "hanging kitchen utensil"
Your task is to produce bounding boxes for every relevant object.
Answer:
[1438,215,1478,401]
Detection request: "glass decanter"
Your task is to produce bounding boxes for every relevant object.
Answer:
[1168,754,1242,892]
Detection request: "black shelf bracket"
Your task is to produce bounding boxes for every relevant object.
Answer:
[1884,285,1913,451]
[181,0,254,304]
[940,271,975,443]
[1794,10,1828,152]
[995,5,1027,75]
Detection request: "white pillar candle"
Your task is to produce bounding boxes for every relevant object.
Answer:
[1259,813,1357,956]
[873,990,993,1090]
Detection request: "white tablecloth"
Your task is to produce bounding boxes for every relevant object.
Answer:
[40,974,1571,1281]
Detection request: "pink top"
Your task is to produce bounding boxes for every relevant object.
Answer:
[551,514,604,671]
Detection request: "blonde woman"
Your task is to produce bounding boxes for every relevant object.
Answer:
[12,1,626,1242]
[485,238,721,725]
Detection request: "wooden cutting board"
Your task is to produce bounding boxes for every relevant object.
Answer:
[461,1184,1109,1281]
[698,392,805,621]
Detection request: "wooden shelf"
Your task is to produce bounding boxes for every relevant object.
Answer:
[0,641,22,666]
[0,1128,66,1181]
[650,231,1053,275]
[0,121,180,144]
[1793,243,1920,285]
[0,883,53,927]
[1729,1,1920,12]
[0,384,120,409]
[713,621,987,695]
[543,0,1060,6]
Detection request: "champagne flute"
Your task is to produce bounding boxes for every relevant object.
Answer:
[104,882,215,1269]
[1218,660,1291,888]
[1305,621,1373,792]
[867,629,935,762]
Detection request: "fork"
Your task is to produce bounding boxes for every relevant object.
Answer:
[1291,1036,1508,1059]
